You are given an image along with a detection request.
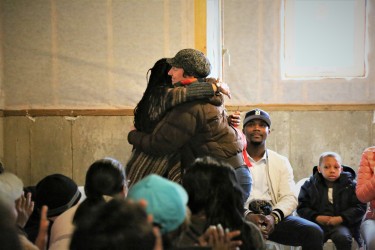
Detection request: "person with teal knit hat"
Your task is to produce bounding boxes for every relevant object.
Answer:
[127,174,188,236]
[127,174,244,250]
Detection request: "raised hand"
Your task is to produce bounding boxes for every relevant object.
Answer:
[228,111,241,127]
[217,81,232,99]
[34,205,49,250]
[16,191,34,228]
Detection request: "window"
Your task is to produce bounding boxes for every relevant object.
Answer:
[282,0,367,79]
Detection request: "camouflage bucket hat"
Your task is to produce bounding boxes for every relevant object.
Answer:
[167,48,211,78]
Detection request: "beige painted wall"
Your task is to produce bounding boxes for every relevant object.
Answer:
[1,1,375,186]
[2,0,195,109]
[2,0,374,109]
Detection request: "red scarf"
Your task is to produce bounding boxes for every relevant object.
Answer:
[234,127,252,167]
[180,78,197,85]
[241,133,252,167]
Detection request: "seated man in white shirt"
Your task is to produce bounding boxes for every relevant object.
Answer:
[242,108,324,250]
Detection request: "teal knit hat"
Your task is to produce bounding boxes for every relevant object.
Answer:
[127,174,188,234]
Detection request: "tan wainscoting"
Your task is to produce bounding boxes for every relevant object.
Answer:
[2,105,374,186]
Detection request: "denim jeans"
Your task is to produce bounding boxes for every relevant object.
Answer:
[234,166,252,204]
[268,215,324,250]
[324,225,355,250]
[361,219,375,250]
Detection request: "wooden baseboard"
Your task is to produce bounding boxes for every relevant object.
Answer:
[0,104,374,117]
[2,109,134,117]
[225,104,375,112]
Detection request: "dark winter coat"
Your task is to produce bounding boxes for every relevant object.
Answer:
[297,165,366,243]
[128,96,243,171]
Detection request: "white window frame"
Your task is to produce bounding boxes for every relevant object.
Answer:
[206,0,222,79]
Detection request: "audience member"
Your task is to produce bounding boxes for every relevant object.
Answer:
[0,165,49,250]
[0,196,23,250]
[297,151,366,250]
[242,108,324,249]
[70,198,158,250]
[127,57,230,186]
[178,156,265,250]
[127,174,242,250]
[128,48,250,200]
[127,174,190,249]
[30,174,81,246]
[24,174,81,244]
[23,185,40,243]
[356,146,375,250]
[48,157,127,250]
[35,174,81,219]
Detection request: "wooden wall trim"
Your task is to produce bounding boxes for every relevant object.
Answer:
[194,0,207,54]
[226,104,375,112]
[2,109,134,117]
[1,104,374,117]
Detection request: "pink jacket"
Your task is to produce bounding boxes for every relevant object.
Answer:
[356,146,375,220]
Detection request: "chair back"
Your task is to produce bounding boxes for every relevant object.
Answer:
[294,178,309,197]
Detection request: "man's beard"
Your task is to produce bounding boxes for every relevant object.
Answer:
[250,140,262,146]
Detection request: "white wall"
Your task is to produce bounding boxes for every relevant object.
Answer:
[222,0,375,105]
